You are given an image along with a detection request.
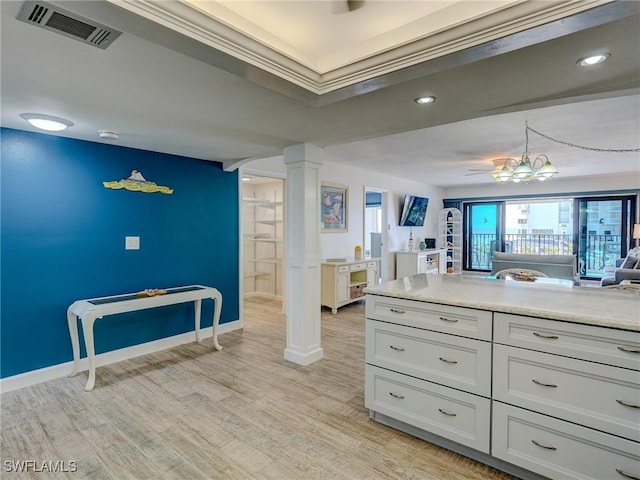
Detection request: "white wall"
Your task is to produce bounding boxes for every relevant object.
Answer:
[244,154,445,281]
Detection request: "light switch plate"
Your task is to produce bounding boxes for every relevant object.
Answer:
[125,236,140,250]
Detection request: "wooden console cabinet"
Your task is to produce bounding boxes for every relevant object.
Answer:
[321,258,380,314]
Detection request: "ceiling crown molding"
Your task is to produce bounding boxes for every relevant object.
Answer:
[111,0,613,96]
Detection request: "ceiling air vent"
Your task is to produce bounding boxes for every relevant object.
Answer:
[16,1,122,49]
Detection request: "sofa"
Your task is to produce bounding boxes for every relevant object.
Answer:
[490,252,578,282]
[600,247,640,286]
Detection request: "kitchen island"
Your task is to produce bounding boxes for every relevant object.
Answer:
[364,274,639,480]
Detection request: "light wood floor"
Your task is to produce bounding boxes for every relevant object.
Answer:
[1,298,517,480]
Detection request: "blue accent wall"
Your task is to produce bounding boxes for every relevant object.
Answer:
[1,128,239,378]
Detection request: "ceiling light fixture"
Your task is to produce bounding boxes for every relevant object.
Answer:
[99,130,119,140]
[493,122,558,183]
[414,96,436,105]
[20,113,73,132]
[577,53,610,66]
[491,120,638,184]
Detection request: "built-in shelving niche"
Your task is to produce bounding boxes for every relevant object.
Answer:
[242,176,284,299]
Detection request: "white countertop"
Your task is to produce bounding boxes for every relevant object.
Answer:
[365,274,640,331]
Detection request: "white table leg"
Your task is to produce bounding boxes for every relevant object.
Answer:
[81,315,98,391]
[194,299,202,343]
[211,291,223,351]
[67,309,80,377]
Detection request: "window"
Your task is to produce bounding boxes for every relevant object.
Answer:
[558,202,570,224]
[457,194,636,279]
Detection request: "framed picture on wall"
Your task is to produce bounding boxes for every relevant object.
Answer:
[321,182,348,232]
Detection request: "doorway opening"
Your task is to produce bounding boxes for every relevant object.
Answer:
[364,186,388,282]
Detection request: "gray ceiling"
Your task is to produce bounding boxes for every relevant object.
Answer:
[1,1,639,187]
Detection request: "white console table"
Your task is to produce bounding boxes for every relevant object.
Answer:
[67,285,223,391]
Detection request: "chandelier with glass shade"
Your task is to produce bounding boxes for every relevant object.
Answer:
[493,122,558,183]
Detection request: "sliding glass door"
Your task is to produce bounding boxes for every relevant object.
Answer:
[574,196,636,278]
[464,202,503,271]
[460,194,636,278]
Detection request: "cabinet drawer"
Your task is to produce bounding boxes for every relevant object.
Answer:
[367,261,378,268]
[494,313,640,370]
[351,263,367,271]
[493,344,640,442]
[337,265,349,273]
[366,295,492,340]
[366,320,491,396]
[493,402,640,480]
[365,365,490,453]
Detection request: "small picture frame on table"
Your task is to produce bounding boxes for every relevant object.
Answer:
[321,182,348,232]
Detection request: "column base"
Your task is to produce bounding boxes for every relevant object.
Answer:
[284,346,324,366]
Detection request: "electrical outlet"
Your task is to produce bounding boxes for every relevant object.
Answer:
[125,236,140,250]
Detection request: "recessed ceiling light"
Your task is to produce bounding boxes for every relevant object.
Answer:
[414,96,436,105]
[577,53,610,67]
[20,113,73,132]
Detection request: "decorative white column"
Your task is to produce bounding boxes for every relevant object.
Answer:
[283,144,324,365]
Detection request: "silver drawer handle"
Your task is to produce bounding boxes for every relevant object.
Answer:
[533,332,559,340]
[389,345,405,352]
[616,469,640,480]
[389,392,405,399]
[439,357,458,364]
[438,408,457,417]
[532,379,558,388]
[531,440,557,451]
[389,308,405,314]
[618,346,640,354]
[616,399,640,409]
[439,316,458,323]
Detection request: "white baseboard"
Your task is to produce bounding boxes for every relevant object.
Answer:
[284,346,324,366]
[0,320,241,393]
[244,292,281,300]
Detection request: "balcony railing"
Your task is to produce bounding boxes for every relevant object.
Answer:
[469,234,622,277]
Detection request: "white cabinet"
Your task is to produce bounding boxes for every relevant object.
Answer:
[365,295,640,480]
[492,313,640,480]
[493,403,640,480]
[366,319,492,396]
[366,295,492,340]
[395,249,446,278]
[365,295,493,453]
[366,365,491,453]
[321,259,379,314]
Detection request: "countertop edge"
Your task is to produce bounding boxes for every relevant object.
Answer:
[365,290,639,332]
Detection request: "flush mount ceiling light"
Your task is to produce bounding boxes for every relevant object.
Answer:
[577,53,610,66]
[21,113,73,131]
[414,96,436,105]
[99,130,119,140]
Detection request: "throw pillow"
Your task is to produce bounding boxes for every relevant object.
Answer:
[621,255,639,269]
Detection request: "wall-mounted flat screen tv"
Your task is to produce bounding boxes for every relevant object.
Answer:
[399,195,429,227]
